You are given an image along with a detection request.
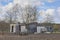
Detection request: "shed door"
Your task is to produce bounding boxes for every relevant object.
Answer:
[37,27,42,33]
[37,26,47,33]
[11,26,14,32]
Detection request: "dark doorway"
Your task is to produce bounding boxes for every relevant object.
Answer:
[12,26,14,32]
[19,25,21,31]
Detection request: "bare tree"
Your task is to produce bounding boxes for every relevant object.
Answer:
[43,14,54,23]
[5,10,13,23]
[4,4,38,23]
[4,4,22,23]
[22,5,38,23]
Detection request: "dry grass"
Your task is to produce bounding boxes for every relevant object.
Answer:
[0,33,60,40]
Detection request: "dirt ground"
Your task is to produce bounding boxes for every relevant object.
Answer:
[0,33,60,40]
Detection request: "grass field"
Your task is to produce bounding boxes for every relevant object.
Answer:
[0,33,60,40]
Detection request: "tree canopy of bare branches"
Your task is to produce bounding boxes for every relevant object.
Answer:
[22,5,38,23]
[4,4,38,23]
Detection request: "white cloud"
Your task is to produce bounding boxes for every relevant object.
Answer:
[1,0,12,3]
[57,7,60,13]
[1,0,45,12]
[39,9,55,23]
[40,9,55,17]
[56,7,60,18]
[0,3,13,14]
[1,2,13,17]
[0,4,5,15]
[0,2,13,20]
[3,2,13,11]
[0,2,13,16]
[46,9,55,15]
[13,0,44,7]
[0,5,5,20]
[46,0,55,3]
[0,5,3,14]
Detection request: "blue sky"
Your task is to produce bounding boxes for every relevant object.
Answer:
[0,0,60,23]
[0,0,13,6]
